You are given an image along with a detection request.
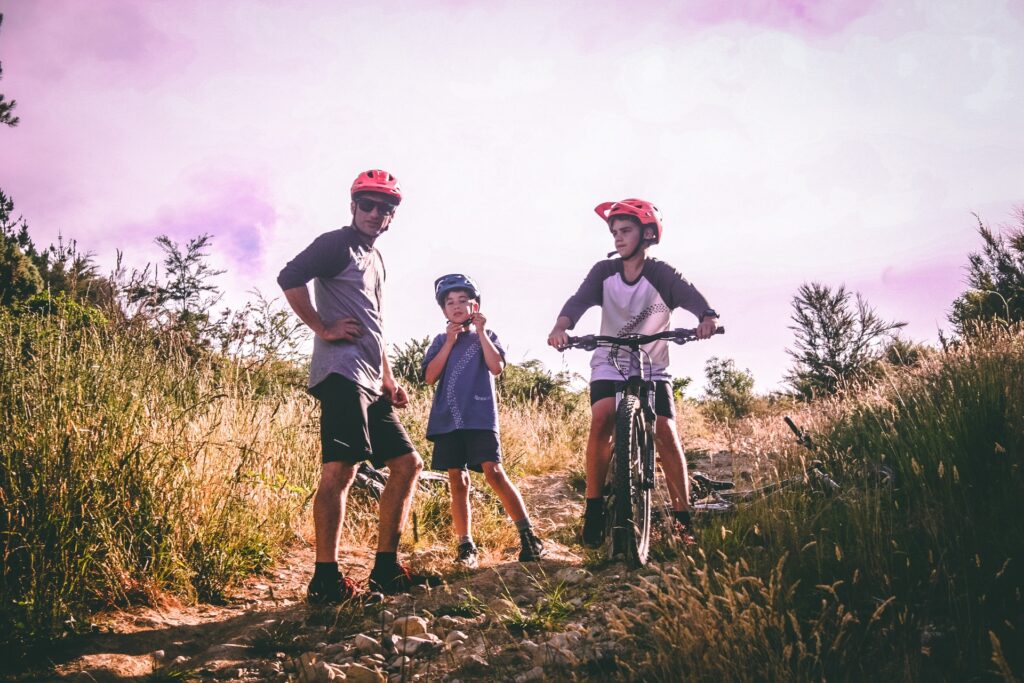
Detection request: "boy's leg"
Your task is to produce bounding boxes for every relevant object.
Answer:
[481,462,529,522]
[447,468,472,539]
[481,461,544,561]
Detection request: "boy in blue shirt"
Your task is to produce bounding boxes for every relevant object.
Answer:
[422,274,545,567]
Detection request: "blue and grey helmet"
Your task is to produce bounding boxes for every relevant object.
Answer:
[434,273,481,306]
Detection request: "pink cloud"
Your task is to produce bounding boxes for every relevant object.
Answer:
[670,0,880,36]
[117,176,277,278]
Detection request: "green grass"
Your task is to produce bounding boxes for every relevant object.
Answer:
[0,311,318,662]
[609,324,1024,681]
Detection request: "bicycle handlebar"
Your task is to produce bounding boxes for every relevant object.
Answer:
[564,327,725,351]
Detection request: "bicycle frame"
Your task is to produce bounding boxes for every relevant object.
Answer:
[566,327,725,565]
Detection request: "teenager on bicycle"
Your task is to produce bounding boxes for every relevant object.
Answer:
[547,198,720,548]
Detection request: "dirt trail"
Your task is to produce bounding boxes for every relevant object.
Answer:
[13,452,743,682]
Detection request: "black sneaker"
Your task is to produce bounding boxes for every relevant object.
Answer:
[581,509,606,549]
[674,521,698,546]
[455,541,479,569]
[307,573,360,605]
[518,531,545,562]
[368,565,444,595]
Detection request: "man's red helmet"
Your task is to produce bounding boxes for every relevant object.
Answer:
[594,198,663,244]
[350,169,402,204]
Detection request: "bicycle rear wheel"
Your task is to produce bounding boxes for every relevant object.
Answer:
[609,394,652,567]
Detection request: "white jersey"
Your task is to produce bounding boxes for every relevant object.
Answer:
[558,258,711,382]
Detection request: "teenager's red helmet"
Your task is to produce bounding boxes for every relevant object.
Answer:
[351,169,402,204]
[594,198,663,244]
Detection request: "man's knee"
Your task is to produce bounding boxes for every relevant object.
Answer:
[386,452,423,481]
[481,462,506,485]
[320,461,358,493]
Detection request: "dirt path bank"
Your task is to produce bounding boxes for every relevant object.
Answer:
[11,451,742,682]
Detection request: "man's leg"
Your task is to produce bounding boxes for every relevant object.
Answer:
[377,451,423,552]
[314,461,359,561]
[308,460,360,603]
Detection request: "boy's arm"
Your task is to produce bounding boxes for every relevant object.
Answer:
[472,313,504,376]
[423,324,463,385]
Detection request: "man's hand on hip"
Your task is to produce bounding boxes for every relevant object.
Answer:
[321,318,364,342]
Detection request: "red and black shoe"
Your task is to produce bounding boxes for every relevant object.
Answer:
[307,573,361,605]
[368,565,443,595]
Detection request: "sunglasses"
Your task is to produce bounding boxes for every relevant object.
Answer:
[356,198,397,215]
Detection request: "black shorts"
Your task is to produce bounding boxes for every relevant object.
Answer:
[430,429,502,472]
[589,380,676,419]
[311,374,416,466]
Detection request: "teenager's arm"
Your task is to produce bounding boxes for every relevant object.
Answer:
[547,315,573,349]
[548,261,611,348]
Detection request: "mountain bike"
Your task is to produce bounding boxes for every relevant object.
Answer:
[686,417,892,514]
[565,326,724,567]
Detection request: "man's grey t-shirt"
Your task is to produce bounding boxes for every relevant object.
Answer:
[421,329,506,438]
[277,226,386,394]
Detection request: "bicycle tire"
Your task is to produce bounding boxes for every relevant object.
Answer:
[610,394,652,567]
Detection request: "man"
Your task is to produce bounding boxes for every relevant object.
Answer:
[278,169,438,602]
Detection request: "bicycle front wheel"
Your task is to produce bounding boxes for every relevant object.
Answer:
[610,394,652,568]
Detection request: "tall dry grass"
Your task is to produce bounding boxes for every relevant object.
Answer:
[0,310,591,659]
[609,323,1024,681]
[0,312,319,658]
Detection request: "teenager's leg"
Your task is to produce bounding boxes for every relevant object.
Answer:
[447,468,472,538]
[377,451,423,552]
[655,416,692,512]
[481,462,529,522]
[585,397,616,498]
[314,461,359,562]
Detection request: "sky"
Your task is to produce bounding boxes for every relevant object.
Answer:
[2,0,1023,393]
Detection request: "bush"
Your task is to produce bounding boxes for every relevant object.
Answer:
[701,356,755,420]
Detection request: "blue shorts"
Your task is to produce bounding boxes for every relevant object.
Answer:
[430,429,502,472]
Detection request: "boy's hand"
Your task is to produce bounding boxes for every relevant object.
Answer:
[321,317,363,342]
[445,320,465,345]
[697,317,718,340]
[471,311,487,333]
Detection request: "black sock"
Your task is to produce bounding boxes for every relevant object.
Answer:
[372,552,399,574]
[313,562,339,581]
[673,510,692,526]
[585,497,604,516]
